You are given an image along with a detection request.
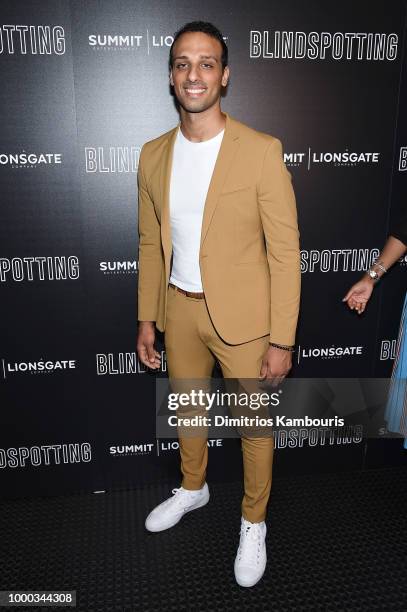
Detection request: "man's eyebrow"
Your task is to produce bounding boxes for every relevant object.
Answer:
[173,54,219,62]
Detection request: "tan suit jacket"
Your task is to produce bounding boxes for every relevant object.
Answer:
[137,112,301,346]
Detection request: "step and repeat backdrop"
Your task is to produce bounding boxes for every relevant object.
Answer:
[1,0,406,498]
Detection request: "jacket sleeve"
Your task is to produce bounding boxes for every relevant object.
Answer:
[137,145,163,322]
[257,137,301,346]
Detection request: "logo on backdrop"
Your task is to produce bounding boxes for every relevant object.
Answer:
[0,443,91,469]
[159,440,223,453]
[284,149,380,169]
[88,32,228,53]
[399,147,407,171]
[300,249,380,273]
[1,358,77,379]
[96,351,167,374]
[100,260,138,275]
[109,443,155,457]
[88,32,171,51]
[109,440,224,458]
[249,30,398,61]
[0,152,62,168]
[85,147,141,173]
[0,256,80,282]
[273,426,363,447]
[379,340,397,360]
[297,345,364,363]
[0,25,65,55]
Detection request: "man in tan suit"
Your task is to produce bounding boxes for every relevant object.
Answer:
[137,21,300,587]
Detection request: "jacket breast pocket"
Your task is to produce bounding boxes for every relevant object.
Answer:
[220,185,252,197]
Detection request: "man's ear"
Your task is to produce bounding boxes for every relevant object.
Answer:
[169,69,174,86]
[221,65,230,87]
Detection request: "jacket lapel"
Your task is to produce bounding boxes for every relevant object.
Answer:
[160,112,241,262]
[200,113,240,246]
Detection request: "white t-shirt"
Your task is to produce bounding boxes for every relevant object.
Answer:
[169,126,224,292]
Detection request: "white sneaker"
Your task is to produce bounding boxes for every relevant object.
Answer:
[234,516,267,587]
[145,483,209,532]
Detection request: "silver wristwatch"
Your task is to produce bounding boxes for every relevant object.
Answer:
[367,259,387,282]
[367,268,380,282]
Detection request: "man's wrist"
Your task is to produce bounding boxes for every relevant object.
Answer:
[269,342,295,352]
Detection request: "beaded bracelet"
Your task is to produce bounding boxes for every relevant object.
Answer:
[270,342,295,352]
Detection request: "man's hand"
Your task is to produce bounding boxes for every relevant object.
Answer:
[259,345,292,387]
[342,275,375,314]
[137,321,161,370]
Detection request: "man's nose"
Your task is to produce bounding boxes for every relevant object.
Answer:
[187,64,200,81]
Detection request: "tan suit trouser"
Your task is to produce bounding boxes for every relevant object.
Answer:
[164,283,274,523]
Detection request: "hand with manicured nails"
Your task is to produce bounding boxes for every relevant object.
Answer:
[137,321,161,369]
[342,275,375,315]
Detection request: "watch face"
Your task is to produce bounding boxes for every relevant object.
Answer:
[368,270,378,279]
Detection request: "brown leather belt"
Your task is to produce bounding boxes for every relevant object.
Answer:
[169,283,205,299]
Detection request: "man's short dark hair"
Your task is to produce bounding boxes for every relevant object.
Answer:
[169,21,228,71]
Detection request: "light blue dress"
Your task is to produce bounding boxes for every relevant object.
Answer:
[384,291,407,450]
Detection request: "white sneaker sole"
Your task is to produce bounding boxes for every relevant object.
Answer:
[145,490,210,533]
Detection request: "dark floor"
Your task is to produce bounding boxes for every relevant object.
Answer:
[1,466,407,611]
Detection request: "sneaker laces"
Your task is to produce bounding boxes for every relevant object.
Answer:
[161,487,195,510]
[236,519,264,566]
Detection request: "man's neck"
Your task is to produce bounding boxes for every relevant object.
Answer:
[179,106,226,142]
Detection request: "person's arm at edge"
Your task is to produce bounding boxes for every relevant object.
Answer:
[137,145,162,369]
[342,233,406,313]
